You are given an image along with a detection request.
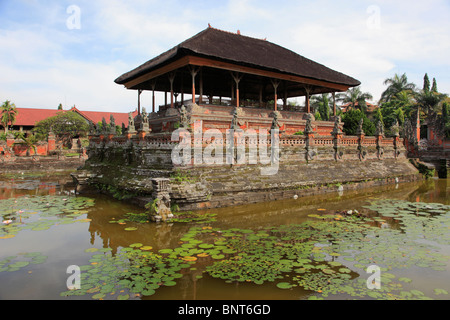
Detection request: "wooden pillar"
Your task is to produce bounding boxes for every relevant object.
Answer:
[189,66,199,104]
[199,69,203,104]
[180,74,184,105]
[332,92,337,116]
[151,81,156,113]
[137,89,142,115]
[231,72,242,108]
[168,72,175,108]
[305,87,311,113]
[283,82,287,109]
[271,79,280,111]
[259,83,263,108]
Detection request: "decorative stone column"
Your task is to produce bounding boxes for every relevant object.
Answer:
[356,118,366,161]
[391,120,400,159]
[148,178,173,222]
[331,116,343,161]
[304,113,315,161]
[375,120,384,160]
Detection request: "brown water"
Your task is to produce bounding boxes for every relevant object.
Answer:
[0,171,449,300]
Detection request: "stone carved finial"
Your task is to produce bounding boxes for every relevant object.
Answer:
[304,113,314,134]
[391,119,400,137]
[230,108,239,130]
[180,105,190,129]
[356,118,364,135]
[101,117,108,134]
[89,121,96,135]
[110,114,116,134]
[331,116,342,135]
[271,111,281,130]
[140,107,150,132]
[128,112,136,133]
[375,119,384,137]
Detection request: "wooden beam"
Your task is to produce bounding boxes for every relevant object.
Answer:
[187,55,350,92]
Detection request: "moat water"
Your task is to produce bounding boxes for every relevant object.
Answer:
[0,170,449,300]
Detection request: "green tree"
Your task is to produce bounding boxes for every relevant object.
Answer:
[1,100,18,133]
[423,73,430,93]
[311,93,331,121]
[379,73,416,104]
[337,87,373,114]
[416,75,447,113]
[33,111,89,145]
[57,103,63,110]
[341,109,375,136]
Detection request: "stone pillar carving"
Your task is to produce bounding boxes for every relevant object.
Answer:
[356,118,366,161]
[375,119,384,160]
[391,120,400,159]
[147,178,173,222]
[304,113,316,161]
[331,116,343,161]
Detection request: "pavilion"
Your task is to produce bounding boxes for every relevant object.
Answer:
[114,26,361,134]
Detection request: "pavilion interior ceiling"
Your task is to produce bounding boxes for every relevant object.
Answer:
[131,64,343,102]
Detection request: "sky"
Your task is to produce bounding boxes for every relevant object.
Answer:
[1,0,449,113]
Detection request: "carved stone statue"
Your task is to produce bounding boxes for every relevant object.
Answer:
[356,118,364,135]
[304,113,314,134]
[230,108,239,130]
[88,121,95,135]
[375,119,384,137]
[128,112,136,133]
[271,111,281,130]
[109,114,116,134]
[140,107,149,131]
[101,117,108,134]
[180,105,189,128]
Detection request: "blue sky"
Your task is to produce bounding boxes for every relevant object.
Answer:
[1,0,449,113]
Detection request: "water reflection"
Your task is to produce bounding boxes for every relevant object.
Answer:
[0,172,449,300]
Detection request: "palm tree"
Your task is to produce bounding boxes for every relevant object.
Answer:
[1,100,18,133]
[310,93,331,121]
[337,87,373,113]
[379,73,416,104]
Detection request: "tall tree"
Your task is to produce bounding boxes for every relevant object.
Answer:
[423,73,430,93]
[310,93,331,121]
[431,78,438,93]
[0,100,18,133]
[337,86,373,113]
[416,74,447,113]
[379,73,416,104]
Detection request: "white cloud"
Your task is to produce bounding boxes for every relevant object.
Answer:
[1,0,449,111]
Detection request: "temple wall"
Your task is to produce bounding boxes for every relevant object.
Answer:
[75,126,421,211]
